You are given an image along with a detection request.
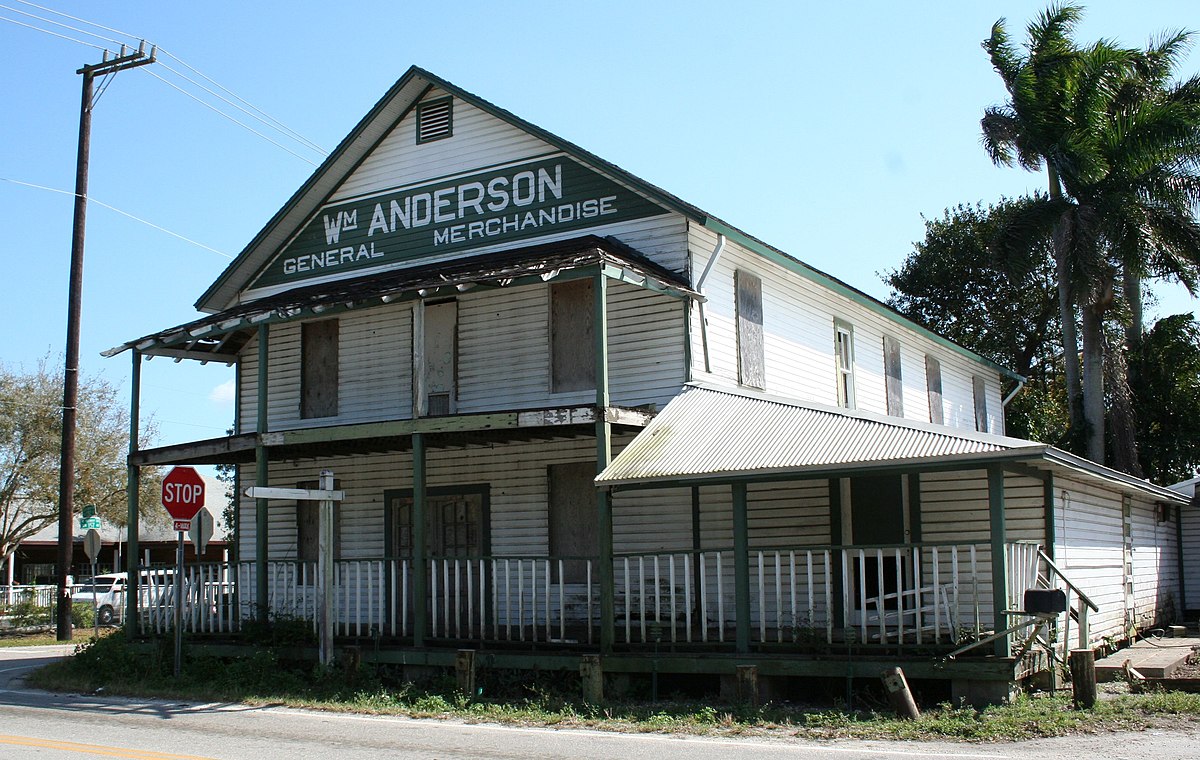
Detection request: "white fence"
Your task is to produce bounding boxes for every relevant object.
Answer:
[118,541,1023,649]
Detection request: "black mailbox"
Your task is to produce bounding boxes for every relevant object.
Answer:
[1023,588,1067,614]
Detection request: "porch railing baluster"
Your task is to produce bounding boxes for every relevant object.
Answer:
[699,552,709,643]
[931,546,941,644]
[716,552,725,643]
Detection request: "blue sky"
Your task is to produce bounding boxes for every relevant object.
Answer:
[2,1,1197,465]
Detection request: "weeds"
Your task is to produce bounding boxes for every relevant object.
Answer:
[25,635,1200,742]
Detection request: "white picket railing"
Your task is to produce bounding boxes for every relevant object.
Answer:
[123,541,1028,648]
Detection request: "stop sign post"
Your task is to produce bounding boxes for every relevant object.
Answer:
[161,466,204,679]
[162,466,205,531]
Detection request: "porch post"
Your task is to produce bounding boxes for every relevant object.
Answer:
[987,465,1010,657]
[124,350,141,638]
[732,481,750,653]
[412,432,427,647]
[1043,473,1056,560]
[594,272,615,653]
[255,323,269,622]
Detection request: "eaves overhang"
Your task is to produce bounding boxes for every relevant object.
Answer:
[194,66,1019,383]
[106,236,696,363]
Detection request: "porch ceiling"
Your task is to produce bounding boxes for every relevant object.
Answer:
[104,236,696,363]
[130,404,651,466]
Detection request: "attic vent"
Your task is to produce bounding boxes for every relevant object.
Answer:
[416,98,453,143]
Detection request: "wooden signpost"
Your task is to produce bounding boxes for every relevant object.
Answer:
[244,470,344,666]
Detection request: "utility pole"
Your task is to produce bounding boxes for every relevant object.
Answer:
[56,42,155,641]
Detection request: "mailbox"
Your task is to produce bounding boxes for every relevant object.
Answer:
[1023,588,1067,614]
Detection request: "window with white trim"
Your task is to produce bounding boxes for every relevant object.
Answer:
[835,320,855,409]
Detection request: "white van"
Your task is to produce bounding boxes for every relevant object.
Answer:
[73,569,178,626]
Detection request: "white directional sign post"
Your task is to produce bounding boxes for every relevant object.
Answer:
[162,467,205,678]
[244,470,344,665]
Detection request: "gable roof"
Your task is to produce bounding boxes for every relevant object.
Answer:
[195,66,1019,380]
[596,383,1187,504]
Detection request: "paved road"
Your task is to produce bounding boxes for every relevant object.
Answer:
[0,647,1197,759]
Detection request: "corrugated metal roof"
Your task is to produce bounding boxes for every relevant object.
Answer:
[597,383,1044,485]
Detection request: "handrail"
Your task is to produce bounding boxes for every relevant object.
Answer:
[1037,549,1099,612]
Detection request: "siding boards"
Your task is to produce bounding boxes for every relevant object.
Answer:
[687,223,1004,433]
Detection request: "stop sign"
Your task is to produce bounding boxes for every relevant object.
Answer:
[162,466,206,522]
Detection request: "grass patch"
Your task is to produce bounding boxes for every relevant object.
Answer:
[0,627,116,648]
[26,635,1200,741]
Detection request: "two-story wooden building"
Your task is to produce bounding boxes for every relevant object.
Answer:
[107,67,1187,701]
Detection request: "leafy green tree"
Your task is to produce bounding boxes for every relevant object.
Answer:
[0,357,162,572]
[885,200,1066,444]
[1128,315,1200,483]
[981,4,1200,468]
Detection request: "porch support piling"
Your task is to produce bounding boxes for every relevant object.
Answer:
[124,350,141,638]
[732,481,750,653]
[255,323,269,622]
[987,465,1010,657]
[594,272,614,654]
[412,432,428,647]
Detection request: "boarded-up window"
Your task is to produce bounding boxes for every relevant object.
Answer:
[835,321,855,409]
[295,479,340,563]
[422,300,457,415]
[925,355,944,424]
[388,490,485,557]
[973,375,989,432]
[301,320,338,419]
[548,462,598,583]
[550,279,595,393]
[883,336,903,417]
[736,270,765,389]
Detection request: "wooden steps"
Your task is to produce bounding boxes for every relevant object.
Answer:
[1095,634,1200,681]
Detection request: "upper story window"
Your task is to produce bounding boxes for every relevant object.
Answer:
[301,319,339,419]
[883,335,903,417]
[834,320,856,409]
[925,355,944,424]
[550,278,595,393]
[416,97,453,144]
[419,300,458,416]
[973,375,989,432]
[735,270,765,389]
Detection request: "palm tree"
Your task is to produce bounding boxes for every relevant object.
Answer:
[981,4,1200,468]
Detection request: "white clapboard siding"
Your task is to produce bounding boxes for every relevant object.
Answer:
[608,282,687,409]
[1129,497,1179,631]
[320,87,691,275]
[238,433,696,562]
[688,223,1005,434]
[1185,503,1200,612]
[1053,474,1129,645]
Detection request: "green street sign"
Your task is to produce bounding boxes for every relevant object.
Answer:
[81,504,97,519]
[79,515,102,530]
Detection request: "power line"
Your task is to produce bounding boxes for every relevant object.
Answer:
[144,69,320,166]
[0,1,127,47]
[0,13,105,50]
[6,1,327,159]
[0,177,233,259]
[156,55,327,156]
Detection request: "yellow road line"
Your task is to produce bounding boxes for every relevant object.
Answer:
[0,734,217,760]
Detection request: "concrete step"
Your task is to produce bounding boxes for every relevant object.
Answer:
[1095,634,1200,681]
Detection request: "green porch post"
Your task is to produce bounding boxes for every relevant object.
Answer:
[125,350,141,639]
[1043,473,1056,560]
[988,465,1010,657]
[733,481,750,653]
[594,272,615,653]
[255,324,269,622]
[412,432,427,647]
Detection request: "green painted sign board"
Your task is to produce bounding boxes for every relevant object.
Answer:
[79,516,102,530]
[251,154,669,289]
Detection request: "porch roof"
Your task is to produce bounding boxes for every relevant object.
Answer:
[597,383,1189,503]
[102,236,695,363]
